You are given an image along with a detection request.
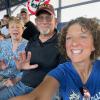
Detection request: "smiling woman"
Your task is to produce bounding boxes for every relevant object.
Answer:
[0,17,28,99]
[8,17,24,42]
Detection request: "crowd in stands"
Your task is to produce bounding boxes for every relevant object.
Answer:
[0,3,100,100]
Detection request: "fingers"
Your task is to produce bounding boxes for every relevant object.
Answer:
[16,51,38,70]
[18,51,26,62]
[83,88,90,98]
[19,51,31,63]
[21,64,38,70]
[27,64,38,70]
[18,51,31,62]
[14,56,21,70]
[27,51,31,62]
[15,51,26,70]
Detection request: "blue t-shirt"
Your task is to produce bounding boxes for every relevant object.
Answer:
[0,38,28,78]
[48,60,100,100]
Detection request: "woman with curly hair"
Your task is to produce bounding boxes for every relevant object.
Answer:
[10,17,100,100]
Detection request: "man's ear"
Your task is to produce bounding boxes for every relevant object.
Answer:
[54,18,58,27]
[35,18,37,24]
[92,46,95,52]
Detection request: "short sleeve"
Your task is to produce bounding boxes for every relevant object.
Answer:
[48,64,66,87]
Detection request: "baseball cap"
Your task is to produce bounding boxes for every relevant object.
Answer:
[35,4,55,16]
[21,8,28,13]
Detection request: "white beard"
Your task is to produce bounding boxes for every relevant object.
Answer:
[40,29,50,35]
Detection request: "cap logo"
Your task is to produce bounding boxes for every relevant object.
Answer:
[38,3,50,9]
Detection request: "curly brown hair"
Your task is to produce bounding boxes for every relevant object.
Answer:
[59,17,100,60]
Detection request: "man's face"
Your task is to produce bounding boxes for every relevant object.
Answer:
[35,13,57,35]
[3,17,9,25]
[20,12,29,23]
[21,12,27,19]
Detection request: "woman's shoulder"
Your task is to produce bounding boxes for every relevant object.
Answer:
[54,60,73,73]
[21,38,28,43]
[0,38,11,46]
[58,60,72,67]
[94,59,100,65]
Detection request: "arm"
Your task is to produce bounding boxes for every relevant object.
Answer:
[10,75,59,100]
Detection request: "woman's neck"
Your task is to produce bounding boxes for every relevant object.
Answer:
[73,59,92,84]
[12,37,22,52]
[12,37,22,43]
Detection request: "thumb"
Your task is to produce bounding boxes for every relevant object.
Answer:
[27,64,38,70]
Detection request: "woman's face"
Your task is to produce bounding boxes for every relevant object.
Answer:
[65,23,94,63]
[9,22,23,41]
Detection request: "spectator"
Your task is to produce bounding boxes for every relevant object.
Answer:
[20,8,39,40]
[0,17,28,99]
[1,14,10,39]
[10,17,100,100]
[0,19,5,28]
[0,4,66,100]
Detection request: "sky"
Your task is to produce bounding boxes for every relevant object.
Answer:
[0,0,100,23]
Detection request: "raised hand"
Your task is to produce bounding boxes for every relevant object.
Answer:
[15,51,38,70]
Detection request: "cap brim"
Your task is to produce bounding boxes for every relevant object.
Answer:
[36,9,53,16]
[21,11,27,13]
